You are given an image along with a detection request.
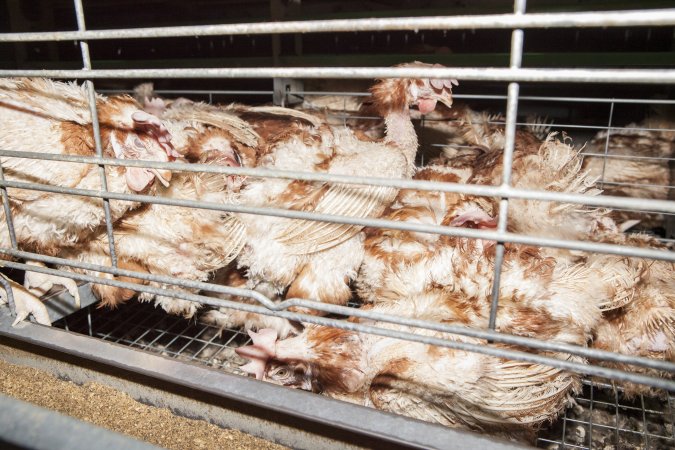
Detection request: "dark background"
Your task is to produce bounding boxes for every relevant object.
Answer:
[1,0,674,125]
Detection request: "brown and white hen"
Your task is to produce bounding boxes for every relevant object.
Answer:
[55,122,259,318]
[203,62,457,338]
[0,78,175,256]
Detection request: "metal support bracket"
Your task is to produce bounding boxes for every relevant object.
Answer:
[273,77,305,106]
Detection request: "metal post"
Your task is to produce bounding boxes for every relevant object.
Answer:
[0,274,16,316]
[488,0,526,331]
[0,163,18,250]
[73,0,118,267]
[598,101,616,190]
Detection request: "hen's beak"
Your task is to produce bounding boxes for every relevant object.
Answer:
[150,168,172,187]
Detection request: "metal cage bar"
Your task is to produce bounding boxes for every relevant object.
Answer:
[2,67,675,84]
[1,4,674,448]
[0,175,672,263]
[73,0,118,268]
[0,149,673,214]
[2,257,675,393]
[2,252,675,384]
[488,0,526,330]
[1,9,674,43]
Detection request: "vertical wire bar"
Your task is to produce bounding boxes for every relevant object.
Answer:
[598,101,616,190]
[589,383,595,450]
[613,388,621,448]
[0,275,16,317]
[640,395,649,448]
[561,399,569,447]
[0,165,18,250]
[420,114,426,167]
[73,0,118,268]
[668,394,675,441]
[487,0,526,330]
[86,306,93,337]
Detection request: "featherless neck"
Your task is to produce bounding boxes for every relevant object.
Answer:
[384,108,419,163]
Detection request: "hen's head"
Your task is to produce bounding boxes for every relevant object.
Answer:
[236,327,366,393]
[189,128,260,193]
[263,361,322,392]
[102,99,179,192]
[369,62,457,116]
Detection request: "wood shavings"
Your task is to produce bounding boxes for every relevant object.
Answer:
[0,359,286,450]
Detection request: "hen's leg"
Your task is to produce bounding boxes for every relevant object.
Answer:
[201,308,300,339]
[201,281,300,339]
[24,262,81,308]
[1,275,51,326]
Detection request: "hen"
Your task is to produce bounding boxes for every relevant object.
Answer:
[203,63,456,338]
[414,108,674,395]
[0,78,175,256]
[231,149,609,440]
[55,117,259,317]
[236,118,672,439]
[580,114,675,231]
[236,303,582,442]
[585,232,674,398]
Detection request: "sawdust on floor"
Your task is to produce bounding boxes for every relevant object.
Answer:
[0,359,287,450]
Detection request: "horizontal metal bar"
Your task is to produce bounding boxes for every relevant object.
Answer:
[0,394,163,450]
[99,89,275,96]
[1,67,674,84]
[132,89,675,106]
[2,150,674,215]
[0,176,673,261]
[580,152,675,163]
[2,259,673,392]
[607,206,674,217]
[457,94,675,105]
[5,248,675,375]
[0,312,526,450]
[510,122,675,134]
[1,9,674,43]
[601,180,674,190]
[1,176,673,261]
[329,113,675,134]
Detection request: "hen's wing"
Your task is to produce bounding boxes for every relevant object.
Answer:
[245,106,323,128]
[370,351,576,435]
[0,78,93,124]
[274,183,395,255]
[161,101,260,148]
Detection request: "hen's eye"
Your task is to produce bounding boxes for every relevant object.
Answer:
[275,368,289,378]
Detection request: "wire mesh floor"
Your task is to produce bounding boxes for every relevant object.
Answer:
[52,294,675,450]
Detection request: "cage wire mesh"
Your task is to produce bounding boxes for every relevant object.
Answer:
[1,0,675,448]
[51,294,675,450]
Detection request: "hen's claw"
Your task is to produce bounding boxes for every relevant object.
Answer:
[24,262,81,308]
[0,274,51,327]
